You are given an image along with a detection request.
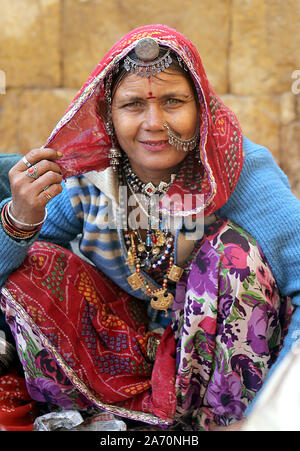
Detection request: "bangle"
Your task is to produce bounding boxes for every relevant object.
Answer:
[7,200,48,228]
[1,204,38,241]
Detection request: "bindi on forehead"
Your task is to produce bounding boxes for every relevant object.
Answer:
[146,77,156,99]
[114,71,195,103]
[147,91,156,100]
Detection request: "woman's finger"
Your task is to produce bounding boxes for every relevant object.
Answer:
[16,148,62,172]
[29,170,63,193]
[23,160,62,183]
[8,148,64,225]
[14,171,63,208]
[39,183,63,205]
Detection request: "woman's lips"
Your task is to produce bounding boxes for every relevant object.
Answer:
[139,140,170,151]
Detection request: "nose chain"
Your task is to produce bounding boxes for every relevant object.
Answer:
[163,122,200,153]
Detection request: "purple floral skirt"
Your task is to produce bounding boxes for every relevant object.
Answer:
[171,218,291,429]
[0,218,291,430]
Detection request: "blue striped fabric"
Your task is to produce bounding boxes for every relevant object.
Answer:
[65,172,172,328]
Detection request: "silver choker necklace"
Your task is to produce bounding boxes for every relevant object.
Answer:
[122,155,176,197]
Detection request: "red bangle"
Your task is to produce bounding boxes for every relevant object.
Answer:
[1,203,41,240]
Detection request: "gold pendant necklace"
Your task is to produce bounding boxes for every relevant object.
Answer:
[121,164,183,314]
[126,231,183,314]
[150,289,174,311]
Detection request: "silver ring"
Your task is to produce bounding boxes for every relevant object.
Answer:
[22,156,32,168]
[25,165,38,180]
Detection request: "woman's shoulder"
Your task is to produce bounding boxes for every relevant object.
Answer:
[238,136,291,190]
[242,136,278,163]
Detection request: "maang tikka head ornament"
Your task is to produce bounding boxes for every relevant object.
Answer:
[124,37,173,77]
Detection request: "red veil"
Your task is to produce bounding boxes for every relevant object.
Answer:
[45,24,243,217]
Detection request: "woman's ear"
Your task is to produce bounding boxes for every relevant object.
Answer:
[97,97,115,138]
[97,99,108,122]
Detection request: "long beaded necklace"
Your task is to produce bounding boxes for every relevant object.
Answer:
[121,156,184,314]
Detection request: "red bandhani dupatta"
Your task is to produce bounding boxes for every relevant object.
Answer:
[2,242,176,427]
[0,369,40,431]
[44,24,243,217]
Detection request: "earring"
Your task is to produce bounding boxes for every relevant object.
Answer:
[105,118,121,171]
[104,71,122,171]
[109,146,122,171]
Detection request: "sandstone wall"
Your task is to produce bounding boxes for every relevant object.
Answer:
[0,0,299,197]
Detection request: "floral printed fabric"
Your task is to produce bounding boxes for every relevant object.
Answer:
[172,218,291,430]
[0,219,291,430]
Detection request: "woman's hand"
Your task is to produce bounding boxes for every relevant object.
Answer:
[8,148,63,229]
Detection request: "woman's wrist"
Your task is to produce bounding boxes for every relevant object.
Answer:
[6,200,48,231]
[0,201,45,241]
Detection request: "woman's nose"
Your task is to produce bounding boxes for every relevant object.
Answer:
[142,104,165,131]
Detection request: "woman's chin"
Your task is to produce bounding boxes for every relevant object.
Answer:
[125,150,186,178]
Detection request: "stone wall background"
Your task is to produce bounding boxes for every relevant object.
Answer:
[0,0,299,197]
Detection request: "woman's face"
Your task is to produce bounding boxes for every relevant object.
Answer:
[111,69,198,182]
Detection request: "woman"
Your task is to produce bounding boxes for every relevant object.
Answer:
[0,25,293,431]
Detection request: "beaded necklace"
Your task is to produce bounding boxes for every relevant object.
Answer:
[120,157,183,314]
[123,156,176,197]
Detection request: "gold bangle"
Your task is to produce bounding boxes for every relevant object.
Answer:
[1,220,36,241]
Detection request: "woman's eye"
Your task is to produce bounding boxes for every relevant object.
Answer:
[166,98,183,105]
[123,101,143,108]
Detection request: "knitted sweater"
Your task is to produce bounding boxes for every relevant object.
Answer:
[219,137,300,410]
[1,137,300,398]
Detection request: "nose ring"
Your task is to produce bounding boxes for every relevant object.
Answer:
[163,123,199,152]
